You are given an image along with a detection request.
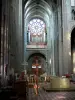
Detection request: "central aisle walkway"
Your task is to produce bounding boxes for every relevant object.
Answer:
[28,88,75,100]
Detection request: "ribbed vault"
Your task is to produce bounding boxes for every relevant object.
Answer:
[24,0,53,27]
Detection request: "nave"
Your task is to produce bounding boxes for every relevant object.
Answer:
[0,81,75,100]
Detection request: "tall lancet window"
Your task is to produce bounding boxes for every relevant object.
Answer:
[71,0,75,20]
[71,0,75,6]
[27,18,47,45]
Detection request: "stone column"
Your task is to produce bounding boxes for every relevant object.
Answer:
[8,0,23,73]
[57,0,63,76]
[50,13,55,75]
[62,0,71,74]
[0,0,10,85]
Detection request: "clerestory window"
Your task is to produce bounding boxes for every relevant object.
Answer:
[71,0,75,20]
[71,0,75,6]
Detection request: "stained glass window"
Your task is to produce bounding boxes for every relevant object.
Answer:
[27,18,47,45]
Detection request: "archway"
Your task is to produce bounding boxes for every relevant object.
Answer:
[27,53,46,75]
[71,27,75,73]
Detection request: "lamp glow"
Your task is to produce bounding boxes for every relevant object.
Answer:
[50,59,51,64]
[67,33,70,40]
[73,67,75,73]
[69,52,71,56]
[73,52,75,63]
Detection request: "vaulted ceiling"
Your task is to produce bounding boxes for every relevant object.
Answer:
[24,0,57,27]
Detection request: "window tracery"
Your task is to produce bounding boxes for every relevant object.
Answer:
[27,18,47,45]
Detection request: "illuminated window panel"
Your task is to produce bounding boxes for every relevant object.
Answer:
[27,18,47,46]
[71,0,75,6]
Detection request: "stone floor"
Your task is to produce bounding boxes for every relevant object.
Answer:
[0,82,75,100]
[28,88,75,100]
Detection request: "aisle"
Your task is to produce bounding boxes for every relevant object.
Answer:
[28,88,75,100]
